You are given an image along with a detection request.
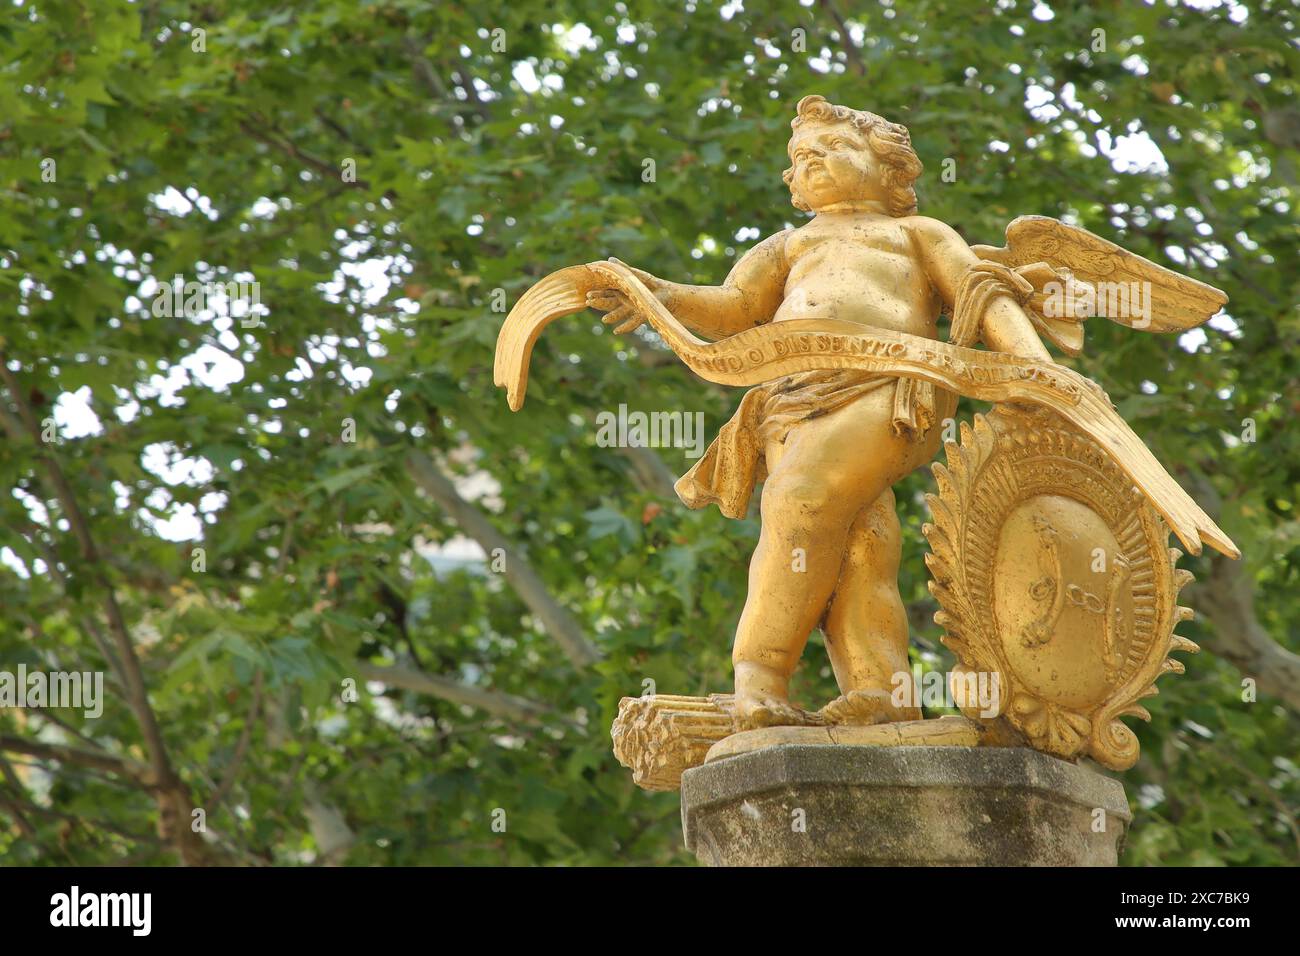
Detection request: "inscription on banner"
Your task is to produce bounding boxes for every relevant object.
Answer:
[696,325,1082,404]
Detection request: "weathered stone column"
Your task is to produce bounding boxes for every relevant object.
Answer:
[680,744,1129,866]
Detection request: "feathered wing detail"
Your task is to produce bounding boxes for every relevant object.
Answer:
[972,215,1229,349]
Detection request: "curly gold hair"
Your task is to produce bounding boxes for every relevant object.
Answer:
[782,95,923,217]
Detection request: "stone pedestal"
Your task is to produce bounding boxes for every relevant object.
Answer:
[680,744,1129,866]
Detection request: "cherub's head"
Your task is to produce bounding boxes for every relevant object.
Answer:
[782,95,922,216]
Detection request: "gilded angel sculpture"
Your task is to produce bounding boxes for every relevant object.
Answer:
[494,95,1239,786]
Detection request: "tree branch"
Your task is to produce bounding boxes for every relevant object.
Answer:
[1179,469,1300,710]
[404,451,603,667]
[0,735,147,778]
[0,353,210,864]
[617,444,681,498]
[402,35,450,101]
[356,662,558,724]
[15,518,129,688]
[239,116,373,191]
[1197,554,1300,710]
[205,669,264,815]
[0,360,173,775]
[817,0,867,77]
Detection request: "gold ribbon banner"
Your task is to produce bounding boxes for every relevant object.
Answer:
[494,260,1239,560]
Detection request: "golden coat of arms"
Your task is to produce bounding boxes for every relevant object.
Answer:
[925,405,1198,771]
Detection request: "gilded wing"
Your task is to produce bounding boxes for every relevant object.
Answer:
[972,215,1228,336]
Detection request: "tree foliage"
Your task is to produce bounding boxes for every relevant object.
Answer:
[0,0,1296,865]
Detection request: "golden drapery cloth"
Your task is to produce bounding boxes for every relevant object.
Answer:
[674,262,1040,519]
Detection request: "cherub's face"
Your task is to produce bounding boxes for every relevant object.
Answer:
[786,120,886,210]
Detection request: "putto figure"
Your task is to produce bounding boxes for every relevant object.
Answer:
[592,96,1058,727]
[495,95,1238,787]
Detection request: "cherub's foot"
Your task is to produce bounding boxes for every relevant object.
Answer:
[733,692,820,730]
[732,660,821,730]
[818,689,919,726]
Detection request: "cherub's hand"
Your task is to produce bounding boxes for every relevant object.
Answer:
[585,258,672,335]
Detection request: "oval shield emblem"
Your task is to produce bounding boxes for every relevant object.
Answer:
[923,405,1197,770]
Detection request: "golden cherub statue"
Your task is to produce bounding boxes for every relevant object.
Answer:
[495,95,1239,788]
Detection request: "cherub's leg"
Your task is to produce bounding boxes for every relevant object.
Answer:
[818,489,922,725]
[732,387,918,727]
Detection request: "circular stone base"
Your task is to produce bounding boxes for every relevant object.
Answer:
[680,744,1129,866]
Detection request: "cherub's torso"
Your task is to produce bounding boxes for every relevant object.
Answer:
[774,213,941,338]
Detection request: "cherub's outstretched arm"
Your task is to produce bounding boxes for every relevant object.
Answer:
[909,216,1052,362]
[589,230,791,339]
